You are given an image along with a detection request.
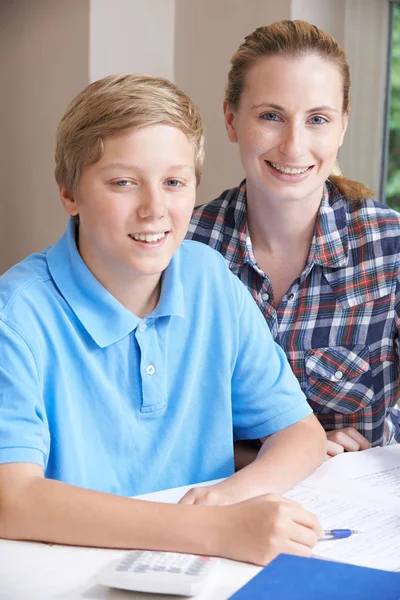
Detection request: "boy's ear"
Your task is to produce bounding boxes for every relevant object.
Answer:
[223,100,238,143]
[59,185,79,217]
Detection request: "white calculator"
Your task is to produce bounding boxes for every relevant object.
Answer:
[95,550,219,596]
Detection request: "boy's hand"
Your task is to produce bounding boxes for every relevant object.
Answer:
[218,494,323,566]
[326,427,371,459]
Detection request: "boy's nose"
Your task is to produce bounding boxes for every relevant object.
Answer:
[137,190,166,220]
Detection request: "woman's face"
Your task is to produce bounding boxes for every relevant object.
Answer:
[224,53,348,206]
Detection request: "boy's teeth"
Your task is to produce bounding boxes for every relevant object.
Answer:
[269,161,309,175]
[131,232,165,242]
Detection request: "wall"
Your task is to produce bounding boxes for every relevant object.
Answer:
[341,0,389,193]
[291,0,347,44]
[0,0,89,273]
[0,0,391,272]
[175,0,292,205]
[90,0,175,82]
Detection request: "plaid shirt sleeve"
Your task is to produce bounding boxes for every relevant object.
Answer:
[186,181,400,446]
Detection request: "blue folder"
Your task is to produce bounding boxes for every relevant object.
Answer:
[228,554,400,599]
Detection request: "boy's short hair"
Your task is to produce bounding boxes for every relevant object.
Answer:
[54,74,205,194]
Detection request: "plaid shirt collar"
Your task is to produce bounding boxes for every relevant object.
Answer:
[225,180,349,274]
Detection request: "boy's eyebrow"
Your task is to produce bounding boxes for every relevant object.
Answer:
[252,102,339,113]
[100,162,195,172]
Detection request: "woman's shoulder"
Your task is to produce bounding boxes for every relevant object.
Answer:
[187,181,245,245]
[346,196,400,238]
[329,181,400,236]
[324,187,400,306]
[192,184,242,220]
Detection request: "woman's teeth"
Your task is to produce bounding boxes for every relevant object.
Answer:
[131,232,166,243]
[269,161,309,175]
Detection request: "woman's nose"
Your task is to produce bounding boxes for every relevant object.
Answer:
[279,124,307,159]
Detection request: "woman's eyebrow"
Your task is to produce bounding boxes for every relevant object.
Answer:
[251,102,339,113]
[306,105,339,113]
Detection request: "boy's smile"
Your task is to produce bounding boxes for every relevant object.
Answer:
[60,124,197,310]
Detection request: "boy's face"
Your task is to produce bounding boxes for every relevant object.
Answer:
[60,124,197,291]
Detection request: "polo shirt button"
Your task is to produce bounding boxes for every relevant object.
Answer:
[334,370,343,380]
[138,322,147,333]
[287,293,295,301]
[146,364,155,376]
[262,292,270,301]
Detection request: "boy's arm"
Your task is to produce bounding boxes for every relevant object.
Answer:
[178,266,326,507]
[234,426,371,468]
[180,413,326,505]
[0,462,322,566]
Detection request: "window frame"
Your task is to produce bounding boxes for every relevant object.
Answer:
[381,0,400,203]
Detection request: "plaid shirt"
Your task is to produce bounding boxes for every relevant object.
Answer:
[187,180,400,445]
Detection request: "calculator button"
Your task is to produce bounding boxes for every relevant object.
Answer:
[167,567,182,573]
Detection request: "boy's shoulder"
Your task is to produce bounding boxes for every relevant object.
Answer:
[0,250,51,321]
[178,239,232,274]
[178,240,246,301]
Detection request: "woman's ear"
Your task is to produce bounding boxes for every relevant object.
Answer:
[223,100,238,143]
[59,186,80,217]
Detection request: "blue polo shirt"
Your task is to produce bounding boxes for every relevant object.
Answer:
[0,221,311,496]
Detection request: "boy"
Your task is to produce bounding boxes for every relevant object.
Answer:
[0,74,325,566]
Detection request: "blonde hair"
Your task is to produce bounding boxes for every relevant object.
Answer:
[55,74,204,194]
[226,20,373,200]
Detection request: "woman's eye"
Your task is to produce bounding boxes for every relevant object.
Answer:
[309,116,327,125]
[260,112,280,121]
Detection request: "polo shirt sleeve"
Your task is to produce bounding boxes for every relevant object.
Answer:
[231,279,312,441]
[0,320,49,467]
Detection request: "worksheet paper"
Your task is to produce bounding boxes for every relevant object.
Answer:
[138,449,400,572]
[286,447,400,571]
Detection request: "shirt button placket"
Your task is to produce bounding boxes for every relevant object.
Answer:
[146,364,155,376]
[135,319,165,414]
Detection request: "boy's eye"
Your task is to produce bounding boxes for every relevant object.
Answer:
[260,112,280,121]
[165,179,182,187]
[113,179,132,187]
[309,115,327,125]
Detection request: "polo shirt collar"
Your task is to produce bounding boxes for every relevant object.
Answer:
[152,247,185,319]
[46,220,185,348]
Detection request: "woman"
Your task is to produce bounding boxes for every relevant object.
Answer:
[187,20,400,457]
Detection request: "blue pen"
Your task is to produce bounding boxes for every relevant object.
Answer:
[322,529,360,540]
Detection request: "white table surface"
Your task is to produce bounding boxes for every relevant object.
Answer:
[1,444,400,600]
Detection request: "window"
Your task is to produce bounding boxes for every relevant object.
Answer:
[385,1,400,211]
